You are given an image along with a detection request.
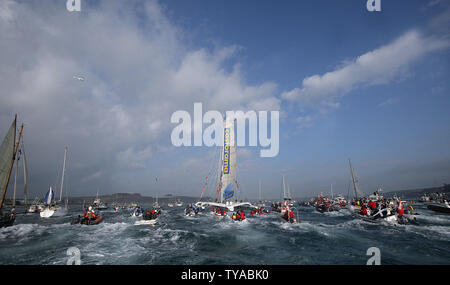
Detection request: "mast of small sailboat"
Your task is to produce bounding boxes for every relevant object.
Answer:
[258,180,262,202]
[348,159,360,200]
[282,175,286,200]
[0,115,24,210]
[13,152,19,208]
[59,147,67,202]
[22,139,28,205]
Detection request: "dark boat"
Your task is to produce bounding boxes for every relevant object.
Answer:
[0,213,15,228]
[316,203,340,213]
[427,203,450,214]
[71,215,104,225]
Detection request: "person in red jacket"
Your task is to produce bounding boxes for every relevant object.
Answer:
[361,206,368,216]
[240,210,245,220]
[288,210,295,220]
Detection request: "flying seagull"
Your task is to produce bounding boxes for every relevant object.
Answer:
[73,75,85,81]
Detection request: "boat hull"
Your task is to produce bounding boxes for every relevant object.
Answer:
[40,208,55,218]
[0,214,15,228]
[427,204,450,214]
[134,219,157,225]
[72,215,104,225]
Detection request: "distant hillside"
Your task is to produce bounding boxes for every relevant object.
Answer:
[294,183,450,201]
[65,193,209,205]
[382,184,450,199]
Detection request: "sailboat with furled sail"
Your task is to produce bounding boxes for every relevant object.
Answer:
[196,118,253,214]
[0,115,24,228]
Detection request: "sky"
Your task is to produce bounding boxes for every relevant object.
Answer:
[0,0,449,200]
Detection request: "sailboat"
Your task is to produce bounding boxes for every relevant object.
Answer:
[40,187,55,218]
[0,115,24,228]
[256,180,265,208]
[347,159,399,224]
[11,135,29,214]
[347,158,366,213]
[271,175,291,213]
[195,118,253,214]
[92,189,108,210]
[52,147,69,216]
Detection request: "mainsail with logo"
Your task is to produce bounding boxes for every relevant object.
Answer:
[220,119,236,203]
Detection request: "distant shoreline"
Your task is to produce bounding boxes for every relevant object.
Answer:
[4,183,449,205]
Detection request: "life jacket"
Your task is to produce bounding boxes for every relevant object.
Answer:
[240,212,245,220]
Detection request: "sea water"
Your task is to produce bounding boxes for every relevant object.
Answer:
[0,203,448,264]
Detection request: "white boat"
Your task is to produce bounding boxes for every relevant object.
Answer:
[195,118,254,213]
[134,218,157,225]
[175,199,183,207]
[27,200,44,213]
[92,189,108,210]
[167,203,174,208]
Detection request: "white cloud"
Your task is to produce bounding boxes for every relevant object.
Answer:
[0,0,279,195]
[378,98,399,108]
[282,30,450,110]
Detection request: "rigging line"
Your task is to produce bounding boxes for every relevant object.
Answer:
[347,178,351,201]
[200,145,220,201]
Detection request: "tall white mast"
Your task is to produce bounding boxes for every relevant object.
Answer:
[258,180,262,201]
[282,175,286,200]
[59,147,67,202]
[331,184,333,199]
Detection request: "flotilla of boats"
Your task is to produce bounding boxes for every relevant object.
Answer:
[0,115,448,232]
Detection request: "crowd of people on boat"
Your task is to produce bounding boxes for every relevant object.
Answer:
[250,207,271,216]
[72,206,102,225]
[232,209,245,221]
[313,194,347,213]
[143,208,161,220]
[282,208,297,223]
[351,195,416,221]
